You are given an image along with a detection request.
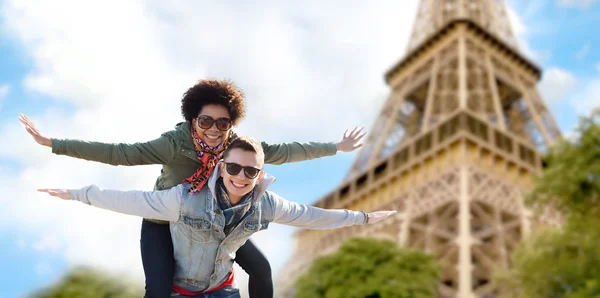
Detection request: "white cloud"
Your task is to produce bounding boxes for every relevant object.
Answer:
[564,130,580,143]
[32,233,63,254]
[576,43,591,61]
[572,78,600,114]
[505,6,549,63]
[0,84,9,98]
[16,238,27,249]
[539,67,578,104]
[0,84,9,111]
[506,6,526,36]
[557,0,599,8]
[555,62,600,115]
[0,0,419,296]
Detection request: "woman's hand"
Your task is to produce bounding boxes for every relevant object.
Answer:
[337,126,367,152]
[19,113,52,147]
[366,210,397,224]
[38,189,72,200]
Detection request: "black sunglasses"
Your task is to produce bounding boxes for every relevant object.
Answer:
[196,115,232,131]
[223,162,261,179]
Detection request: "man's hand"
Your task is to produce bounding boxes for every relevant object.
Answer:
[366,210,397,224]
[19,113,52,147]
[38,189,72,200]
[336,126,367,152]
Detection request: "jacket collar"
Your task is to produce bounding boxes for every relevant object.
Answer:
[176,121,192,142]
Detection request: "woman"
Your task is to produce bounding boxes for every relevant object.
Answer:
[20,79,366,298]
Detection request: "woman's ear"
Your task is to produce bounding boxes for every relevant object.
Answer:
[219,162,225,178]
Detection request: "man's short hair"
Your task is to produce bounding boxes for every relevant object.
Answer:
[180,79,247,125]
[223,137,265,162]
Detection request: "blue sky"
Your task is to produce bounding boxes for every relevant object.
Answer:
[0,1,598,297]
[506,0,600,130]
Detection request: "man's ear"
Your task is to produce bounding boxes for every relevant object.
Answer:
[257,170,265,180]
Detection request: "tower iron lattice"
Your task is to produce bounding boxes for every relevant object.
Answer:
[275,1,562,297]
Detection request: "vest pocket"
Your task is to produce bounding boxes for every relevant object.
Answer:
[182,216,213,243]
[243,221,269,232]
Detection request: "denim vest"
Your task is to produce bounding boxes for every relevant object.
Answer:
[170,170,274,292]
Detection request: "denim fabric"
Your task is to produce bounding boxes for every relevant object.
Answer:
[170,182,270,292]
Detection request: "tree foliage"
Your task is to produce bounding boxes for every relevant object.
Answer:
[29,266,143,298]
[496,109,600,298]
[526,108,600,218]
[496,218,600,298]
[294,237,441,298]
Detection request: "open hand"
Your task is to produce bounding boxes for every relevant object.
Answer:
[38,189,72,200]
[366,210,397,224]
[19,113,52,147]
[336,126,367,152]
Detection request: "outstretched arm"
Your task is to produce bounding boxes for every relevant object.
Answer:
[38,185,184,221]
[262,127,366,165]
[264,191,395,229]
[19,113,177,166]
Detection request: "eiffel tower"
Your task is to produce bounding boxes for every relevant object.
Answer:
[275,0,562,297]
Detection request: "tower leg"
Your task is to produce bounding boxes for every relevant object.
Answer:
[457,166,475,298]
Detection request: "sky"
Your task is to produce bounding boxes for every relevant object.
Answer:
[0,0,598,297]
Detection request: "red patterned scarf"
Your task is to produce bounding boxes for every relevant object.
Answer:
[182,127,232,194]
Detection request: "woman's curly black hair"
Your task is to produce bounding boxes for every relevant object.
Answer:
[180,79,247,126]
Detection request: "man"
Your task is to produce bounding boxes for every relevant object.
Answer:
[39,137,396,298]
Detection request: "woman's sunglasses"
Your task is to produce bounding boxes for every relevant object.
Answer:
[223,162,261,179]
[196,115,232,131]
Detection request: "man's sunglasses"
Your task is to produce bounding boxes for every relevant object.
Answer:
[223,162,261,179]
[196,115,232,131]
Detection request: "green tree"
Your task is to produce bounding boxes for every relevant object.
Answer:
[30,266,143,298]
[294,237,441,298]
[526,108,600,218]
[495,109,600,298]
[496,218,600,298]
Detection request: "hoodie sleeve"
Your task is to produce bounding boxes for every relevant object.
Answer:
[262,191,366,229]
[70,184,184,221]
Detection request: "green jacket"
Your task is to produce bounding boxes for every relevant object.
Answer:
[52,121,338,191]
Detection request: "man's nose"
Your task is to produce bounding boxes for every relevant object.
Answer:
[235,170,246,179]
